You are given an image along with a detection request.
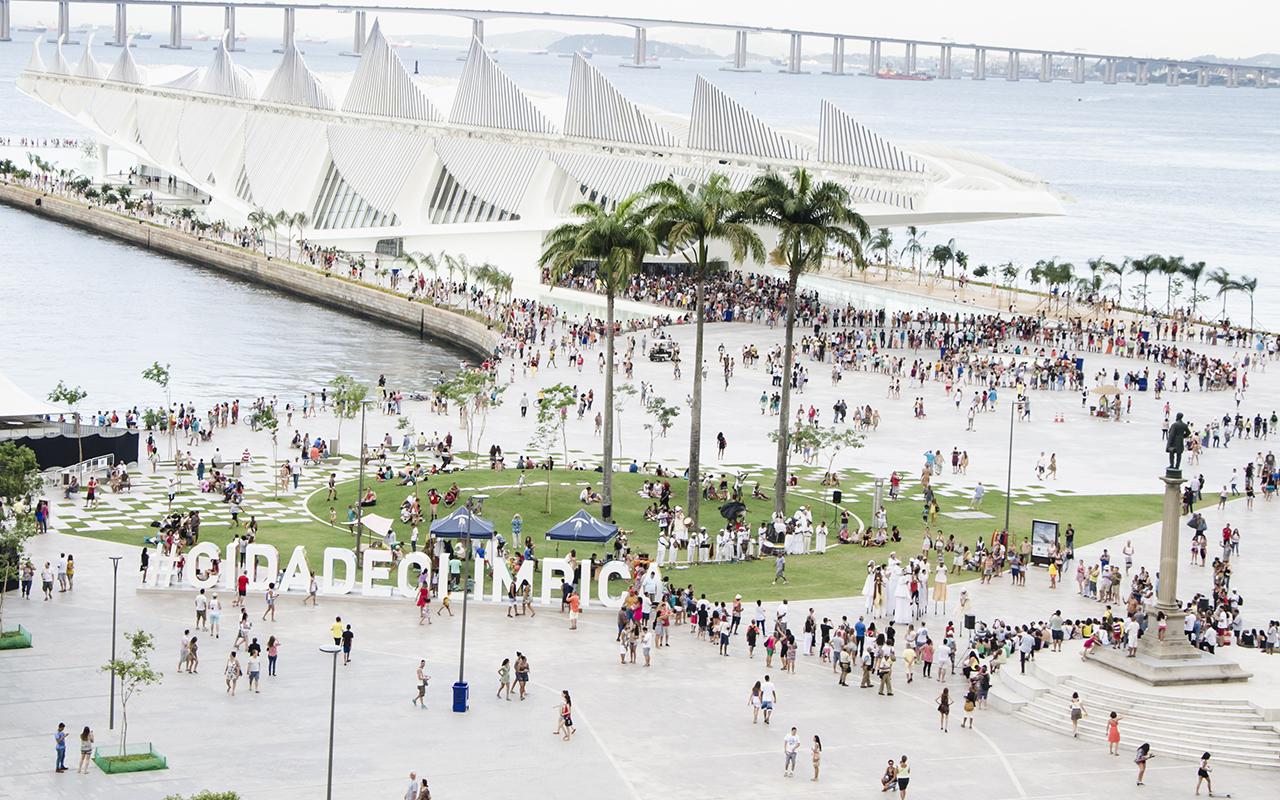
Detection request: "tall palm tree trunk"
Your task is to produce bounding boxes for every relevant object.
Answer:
[686,261,706,528]
[602,292,616,520]
[774,264,800,514]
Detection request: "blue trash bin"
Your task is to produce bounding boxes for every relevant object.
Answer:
[452,681,469,713]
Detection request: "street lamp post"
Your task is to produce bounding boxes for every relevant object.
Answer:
[354,400,369,559]
[453,517,471,713]
[107,555,121,730]
[1003,393,1017,534]
[318,644,341,800]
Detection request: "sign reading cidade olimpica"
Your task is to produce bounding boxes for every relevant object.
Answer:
[142,542,654,609]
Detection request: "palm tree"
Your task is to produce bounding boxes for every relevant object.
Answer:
[539,196,657,520]
[900,225,926,284]
[870,228,894,280]
[1182,260,1207,320]
[287,211,309,260]
[929,242,953,283]
[1235,275,1258,332]
[1207,267,1234,320]
[1160,255,1184,313]
[1128,256,1158,311]
[1105,258,1128,304]
[246,208,269,254]
[743,168,867,513]
[644,174,764,529]
[1000,262,1019,303]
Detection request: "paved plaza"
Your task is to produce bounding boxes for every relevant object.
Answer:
[5,317,1280,798]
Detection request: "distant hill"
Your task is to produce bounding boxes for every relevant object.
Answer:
[548,33,719,59]
[1188,52,1280,67]
[398,29,564,50]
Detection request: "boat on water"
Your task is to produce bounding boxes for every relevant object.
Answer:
[297,36,328,45]
[188,32,211,42]
[16,23,49,33]
[235,32,248,42]
[131,29,152,40]
[876,69,934,81]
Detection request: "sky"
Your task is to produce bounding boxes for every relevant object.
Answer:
[7,1,1274,59]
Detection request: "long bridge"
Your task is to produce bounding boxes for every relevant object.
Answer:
[0,1,1274,88]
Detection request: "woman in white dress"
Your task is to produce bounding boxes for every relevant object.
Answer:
[655,533,668,567]
[893,568,912,625]
[861,562,877,615]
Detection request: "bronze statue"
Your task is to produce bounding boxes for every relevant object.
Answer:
[1166,412,1190,471]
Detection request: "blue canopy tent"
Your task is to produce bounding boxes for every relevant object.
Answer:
[429,506,495,539]
[545,509,619,543]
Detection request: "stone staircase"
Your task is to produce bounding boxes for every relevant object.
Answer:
[990,664,1280,770]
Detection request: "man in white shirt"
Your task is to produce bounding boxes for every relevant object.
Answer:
[783,727,800,776]
[759,676,778,724]
[194,589,208,630]
[775,599,790,632]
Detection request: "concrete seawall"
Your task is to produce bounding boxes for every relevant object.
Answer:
[0,182,500,361]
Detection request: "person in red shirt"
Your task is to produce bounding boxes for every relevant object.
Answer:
[235,572,249,607]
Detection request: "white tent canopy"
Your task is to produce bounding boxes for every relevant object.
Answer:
[359,513,395,539]
[0,373,66,419]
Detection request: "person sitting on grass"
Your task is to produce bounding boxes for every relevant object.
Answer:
[359,488,377,507]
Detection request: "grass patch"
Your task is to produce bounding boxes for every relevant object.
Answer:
[65,465,1163,601]
[0,626,33,649]
[93,746,167,774]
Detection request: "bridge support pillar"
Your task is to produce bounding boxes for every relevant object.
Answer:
[471,18,484,43]
[1006,50,1019,81]
[1167,64,1180,87]
[273,7,295,53]
[57,1,78,45]
[1103,58,1116,84]
[721,30,758,72]
[223,6,242,51]
[160,4,188,49]
[1039,52,1051,82]
[781,32,806,74]
[105,2,125,47]
[1257,69,1269,89]
[1073,55,1085,83]
[1136,61,1148,85]
[869,39,881,75]
[621,26,657,68]
[824,36,847,75]
[938,44,951,79]
[1226,66,1237,88]
[1,0,13,42]
[1197,66,1209,87]
[973,47,985,79]
[341,10,366,57]
[904,42,917,75]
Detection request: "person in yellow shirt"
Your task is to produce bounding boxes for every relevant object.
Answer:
[330,616,343,645]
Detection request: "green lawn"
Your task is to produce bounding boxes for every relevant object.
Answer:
[64,465,1163,602]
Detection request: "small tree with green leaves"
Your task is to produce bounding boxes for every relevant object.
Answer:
[642,396,681,464]
[250,405,281,497]
[769,424,864,476]
[142,362,173,458]
[613,383,638,458]
[437,370,506,466]
[0,442,41,634]
[101,630,163,757]
[528,384,576,512]
[47,380,89,466]
[328,375,369,455]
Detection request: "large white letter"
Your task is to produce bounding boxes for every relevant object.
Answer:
[151,555,175,588]
[321,547,356,595]
[579,557,593,607]
[187,542,221,590]
[596,560,630,609]
[396,553,432,598]
[360,548,394,598]
[540,557,572,606]
[490,556,514,603]
[280,546,311,594]
[245,544,279,591]
[223,541,238,590]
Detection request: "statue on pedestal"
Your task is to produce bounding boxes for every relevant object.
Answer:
[1165,412,1190,474]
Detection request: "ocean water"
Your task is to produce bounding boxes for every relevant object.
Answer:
[0,204,463,410]
[0,32,1276,326]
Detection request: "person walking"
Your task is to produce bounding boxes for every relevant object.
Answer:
[246,651,262,693]
[936,687,951,732]
[341,624,354,665]
[413,659,429,708]
[554,690,575,740]
[187,636,199,673]
[759,675,777,724]
[77,726,94,773]
[896,755,911,799]
[54,722,68,773]
[209,593,222,638]
[961,685,977,729]
[514,652,530,700]
[810,735,822,781]
[1069,692,1086,737]
[1135,742,1154,786]
[1195,752,1214,796]
[1106,711,1122,755]
[261,583,279,622]
[224,651,242,695]
[497,658,512,700]
[749,680,763,724]
[783,726,800,777]
[266,636,280,676]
